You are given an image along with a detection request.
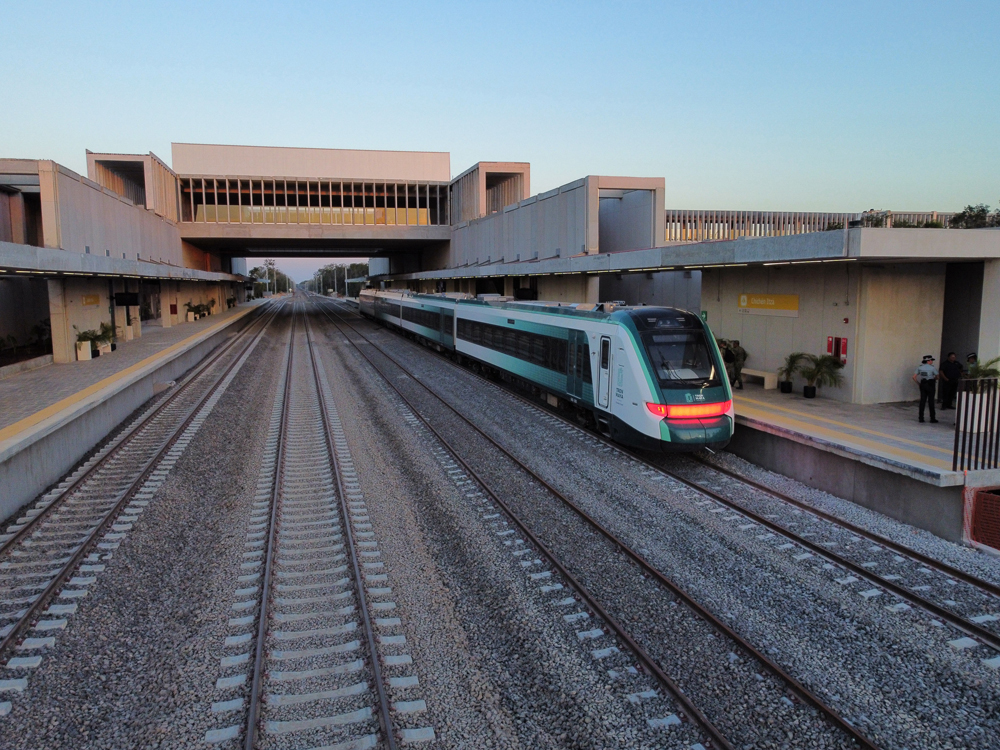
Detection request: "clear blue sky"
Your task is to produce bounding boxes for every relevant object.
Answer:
[2,1,997,279]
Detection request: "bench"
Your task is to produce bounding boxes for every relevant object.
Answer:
[740,368,778,389]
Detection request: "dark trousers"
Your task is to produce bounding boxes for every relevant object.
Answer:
[939,380,957,409]
[919,380,936,421]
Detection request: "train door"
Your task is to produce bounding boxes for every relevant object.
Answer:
[566,330,584,400]
[597,336,612,409]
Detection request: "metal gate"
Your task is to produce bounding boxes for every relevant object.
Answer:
[953,378,1000,471]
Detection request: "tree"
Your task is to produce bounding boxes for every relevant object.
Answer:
[949,203,999,229]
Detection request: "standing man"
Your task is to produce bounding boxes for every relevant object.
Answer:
[720,340,736,386]
[732,340,748,390]
[939,352,962,410]
[912,355,939,423]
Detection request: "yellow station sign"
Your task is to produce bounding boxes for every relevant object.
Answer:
[81,294,101,307]
[737,293,799,317]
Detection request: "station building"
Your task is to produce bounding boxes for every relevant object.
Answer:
[4,140,999,410]
[3,140,1000,543]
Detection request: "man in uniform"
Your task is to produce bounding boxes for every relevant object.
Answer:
[720,340,736,385]
[912,355,939,423]
[939,352,962,410]
[731,340,748,390]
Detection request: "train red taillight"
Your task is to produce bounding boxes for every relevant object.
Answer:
[646,400,732,419]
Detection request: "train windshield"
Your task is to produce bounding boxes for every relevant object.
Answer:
[641,331,721,388]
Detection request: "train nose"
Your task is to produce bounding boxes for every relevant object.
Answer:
[662,415,733,450]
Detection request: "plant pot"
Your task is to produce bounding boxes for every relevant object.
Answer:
[76,341,92,361]
[187,312,196,322]
[98,343,112,356]
[779,381,793,393]
[803,385,817,399]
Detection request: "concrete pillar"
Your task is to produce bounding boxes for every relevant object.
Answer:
[977,259,1000,361]
[38,161,62,250]
[586,275,599,303]
[47,279,74,364]
[8,193,26,244]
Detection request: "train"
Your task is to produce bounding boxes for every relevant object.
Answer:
[357,289,733,452]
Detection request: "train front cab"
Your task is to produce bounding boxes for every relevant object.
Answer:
[605,309,733,453]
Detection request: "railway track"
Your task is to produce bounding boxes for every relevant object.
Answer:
[335,297,1000,660]
[313,296,877,750]
[211,301,432,749]
[0,301,277,704]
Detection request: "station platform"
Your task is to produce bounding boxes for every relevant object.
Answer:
[728,384,1000,543]
[0,301,267,523]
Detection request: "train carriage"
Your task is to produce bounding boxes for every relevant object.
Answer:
[358,289,733,452]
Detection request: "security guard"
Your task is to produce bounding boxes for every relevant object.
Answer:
[912,355,939,423]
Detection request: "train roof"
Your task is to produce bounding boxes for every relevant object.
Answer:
[364,289,701,327]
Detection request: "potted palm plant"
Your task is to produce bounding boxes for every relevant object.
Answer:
[73,326,99,360]
[800,354,844,398]
[777,352,807,393]
[95,322,115,355]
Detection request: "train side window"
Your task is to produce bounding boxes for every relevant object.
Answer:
[600,339,610,369]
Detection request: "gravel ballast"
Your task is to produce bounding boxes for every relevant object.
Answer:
[312,303,692,749]
[0,306,290,750]
[333,304,1000,750]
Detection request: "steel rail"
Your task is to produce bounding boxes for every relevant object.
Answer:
[318,296,882,750]
[0,301,283,666]
[652,461,1000,652]
[335,298,1000,651]
[689,456,1000,599]
[0,302,277,560]
[244,303,297,750]
[303,310,398,750]
[312,298,736,750]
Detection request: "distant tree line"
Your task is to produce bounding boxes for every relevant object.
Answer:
[948,203,1000,229]
[248,259,295,297]
[302,262,369,297]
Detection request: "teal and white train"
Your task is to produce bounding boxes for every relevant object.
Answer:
[358,289,733,452]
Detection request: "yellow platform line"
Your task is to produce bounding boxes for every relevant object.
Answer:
[736,402,954,471]
[735,394,953,457]
[0,308,254,445]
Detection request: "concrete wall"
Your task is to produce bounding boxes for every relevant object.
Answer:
[702,261,946,403]
[854,264,945,404]
[38,162,184,265]
[599,270,701,311]
[0,278,49,343]
[48,277,113,363]
[729,425,965,542]
[171,143,451,182]
[368,257,391,276]
[598,190,657,253]
[700,263,861,401]
[450,178,591,267]
[978,260,1000,361]
[536,275,598,304]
